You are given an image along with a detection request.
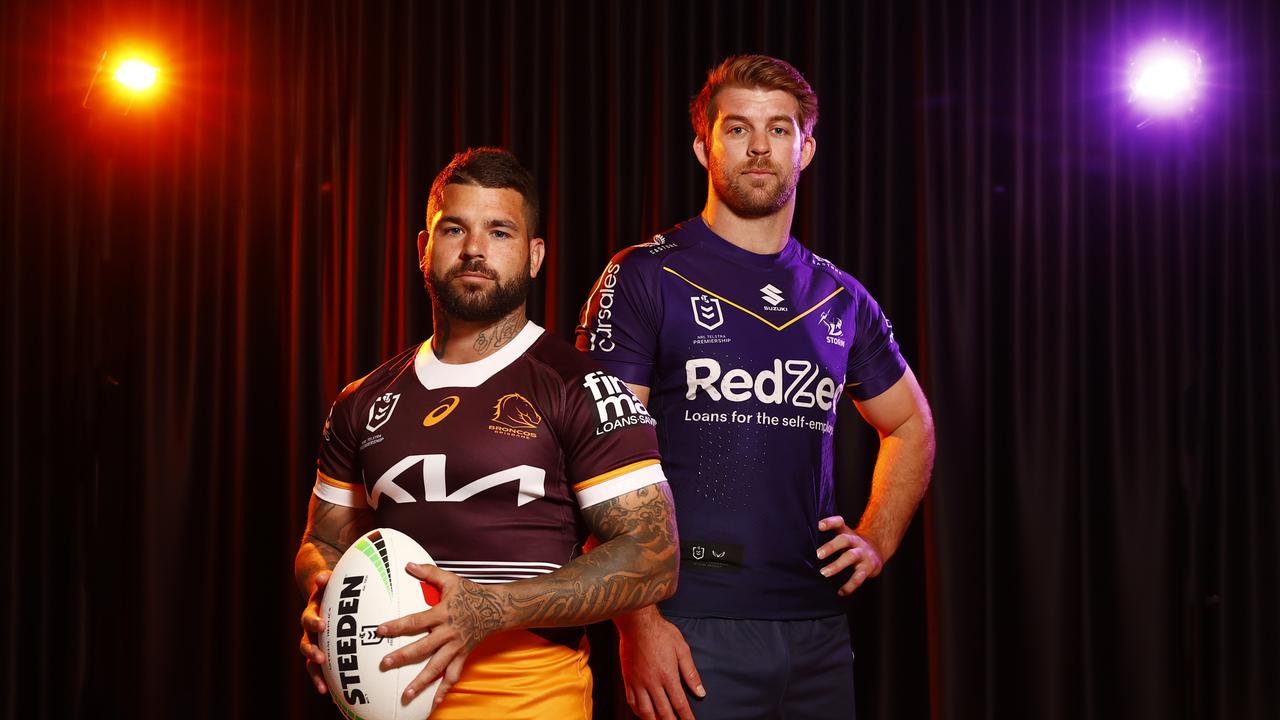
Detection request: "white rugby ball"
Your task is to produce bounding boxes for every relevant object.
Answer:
[319,527,442,720]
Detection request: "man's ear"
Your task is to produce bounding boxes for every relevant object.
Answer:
[528,237,546,278]
[417,229,430,268]
[693,135,710,169]
[799,134,817,172]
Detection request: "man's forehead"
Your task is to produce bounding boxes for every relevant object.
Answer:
[713,86,801,124]
[433,184,527,226]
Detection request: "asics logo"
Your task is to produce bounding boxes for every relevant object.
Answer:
[685,358,839,411]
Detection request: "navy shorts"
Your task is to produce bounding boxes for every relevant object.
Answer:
[666,615,856,719]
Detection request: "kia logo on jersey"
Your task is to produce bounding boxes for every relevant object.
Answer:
[366,392,400,432]
[691,295,724,330]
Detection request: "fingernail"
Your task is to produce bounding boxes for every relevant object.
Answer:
[816,549,825,559]
[695,684,706,697]
[818,521,827,530]
[405,687,416,699]
[376,625,386,636]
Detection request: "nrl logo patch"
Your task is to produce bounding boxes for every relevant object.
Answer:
[691,294,724,330]
[366,392,400,432]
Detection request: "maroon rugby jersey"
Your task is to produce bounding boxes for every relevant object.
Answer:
[314,322,665,585]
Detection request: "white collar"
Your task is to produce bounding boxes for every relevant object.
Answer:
[414,320,543,390]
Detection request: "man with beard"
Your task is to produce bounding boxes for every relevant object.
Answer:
[296,148,679,719]
[576,56,936,719]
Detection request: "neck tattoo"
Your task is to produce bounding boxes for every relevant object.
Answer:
[474,313,523,355]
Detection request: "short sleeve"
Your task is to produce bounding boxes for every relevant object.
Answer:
[844,288,908,401]
[574,249,662,386]
[558,368,665,508]
[313,389,368,508]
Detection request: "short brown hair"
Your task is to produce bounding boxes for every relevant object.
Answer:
[689,55,819,144]
[425,147,540,233]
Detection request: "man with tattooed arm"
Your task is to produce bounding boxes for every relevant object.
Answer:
[295,148,679,719]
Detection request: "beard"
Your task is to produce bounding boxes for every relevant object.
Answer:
[709,154,802,218]
[426,259,531,323]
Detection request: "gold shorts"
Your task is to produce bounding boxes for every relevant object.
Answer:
[430,629,592,720]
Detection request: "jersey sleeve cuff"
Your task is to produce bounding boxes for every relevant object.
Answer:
[573,459,665,508]
[845,357,907,401]
[589,359,653,388]
[313,471,369,508]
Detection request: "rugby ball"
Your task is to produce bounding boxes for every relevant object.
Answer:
[319,528,443,720]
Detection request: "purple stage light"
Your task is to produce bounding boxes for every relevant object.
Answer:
[1128,39,1203,118]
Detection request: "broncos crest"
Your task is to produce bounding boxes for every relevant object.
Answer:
[491,393,543,430]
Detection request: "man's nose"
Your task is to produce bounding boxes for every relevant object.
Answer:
[461,233,486,259]
[749,131,771,156]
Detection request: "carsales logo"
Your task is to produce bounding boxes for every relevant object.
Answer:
[684,358,840,411]
[584,262,621,352]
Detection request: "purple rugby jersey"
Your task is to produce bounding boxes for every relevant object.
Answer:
[576,216,907,619]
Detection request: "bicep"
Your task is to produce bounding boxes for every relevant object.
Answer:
[623,383,650,406]
[303,494,377,555]
[581,481,677,550]
[851,367,932,438]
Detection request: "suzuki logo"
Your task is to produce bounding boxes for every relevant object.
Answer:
[760,284,785,306]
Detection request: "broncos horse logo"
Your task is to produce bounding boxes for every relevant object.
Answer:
[491,393,543,429]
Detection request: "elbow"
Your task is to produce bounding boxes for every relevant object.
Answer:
[655,550,679,602]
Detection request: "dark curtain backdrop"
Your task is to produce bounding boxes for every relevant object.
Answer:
[3,1,1276,718]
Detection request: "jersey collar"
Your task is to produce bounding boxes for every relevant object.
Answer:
[414,320,543,390]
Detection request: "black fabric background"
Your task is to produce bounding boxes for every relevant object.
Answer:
[3,1,1276,718]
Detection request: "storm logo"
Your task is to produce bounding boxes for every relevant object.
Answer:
[491,393,542,429]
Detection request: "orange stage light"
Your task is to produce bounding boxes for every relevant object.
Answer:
[113,59,158,92]
[84,50,164,115]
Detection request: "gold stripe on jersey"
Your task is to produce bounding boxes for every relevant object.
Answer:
[430,629,591,720]
[317,470,360,490]
[663,266,845,331]
[572,458,660,493]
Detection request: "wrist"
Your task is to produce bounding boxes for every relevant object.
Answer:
[614,605,663,635]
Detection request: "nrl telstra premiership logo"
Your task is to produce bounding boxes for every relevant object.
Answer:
[691,295,724,330]
[366,392,400,432]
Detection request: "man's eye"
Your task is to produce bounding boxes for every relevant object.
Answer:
[444,227,463,235]
[493,230,512,239]
[770,127,789,135]
[729,126,746,135]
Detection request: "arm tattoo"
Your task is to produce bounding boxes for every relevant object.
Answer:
[483,483,679,631]
[295,498,376,597]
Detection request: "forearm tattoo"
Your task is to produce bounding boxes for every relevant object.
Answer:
[296,499,375,596]
[490,483,679,630]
